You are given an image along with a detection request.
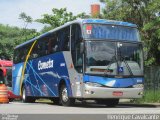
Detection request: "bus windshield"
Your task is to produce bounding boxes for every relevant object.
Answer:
[85,41,143,77]
[83,24,140,41]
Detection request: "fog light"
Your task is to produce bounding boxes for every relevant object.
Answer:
[91,91,94,94]
[138,92,143,95]
[85,90,94,94]
[85,82,102,87]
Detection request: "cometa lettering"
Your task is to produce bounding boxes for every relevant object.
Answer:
[38,59,54,70]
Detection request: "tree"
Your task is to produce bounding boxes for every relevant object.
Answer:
[100,0,160,66]
[36,8,89,33]
[18,12,39,42]
[19,12,33,29]
[19,12,35,37]
[0,24,19,59]
[0,24,38,60]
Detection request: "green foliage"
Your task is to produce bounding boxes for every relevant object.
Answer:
[19,12,34,36]
[100,0,160,65]
[144,57,155,66]
[36,8,89,33]
[131,90,160,103]
[0,9,89,60]
[19,12,33,23]
[0,24,38,60]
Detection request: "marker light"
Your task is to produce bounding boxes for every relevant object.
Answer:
[85,82,102,87]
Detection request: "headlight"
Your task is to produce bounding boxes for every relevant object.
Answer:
[85,82,102,87]
[133,84,144,88]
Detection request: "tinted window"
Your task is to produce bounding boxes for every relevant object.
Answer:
[13,49,19,63]
[37,38,49,57]
[48,33,59,53]
[30,42,38,59]
[30,33,60,60]
[83,24,140,41]
[14,45,30,63]
[71,24,82,73]
[58,27,70,51]
[14,26,71,63]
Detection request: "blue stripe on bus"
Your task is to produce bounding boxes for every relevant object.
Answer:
[25,79,46,96]
[13,52,73,97]
[84,75,144,87]
[26,61,56,96]
[12,63,23,95]
[82,19,137,27]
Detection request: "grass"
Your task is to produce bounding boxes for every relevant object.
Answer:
[131,90,160,103]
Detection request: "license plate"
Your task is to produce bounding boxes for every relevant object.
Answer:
[112,91,123,96]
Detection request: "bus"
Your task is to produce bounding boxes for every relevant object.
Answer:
[12,19,144,106]
[0,60,19,101]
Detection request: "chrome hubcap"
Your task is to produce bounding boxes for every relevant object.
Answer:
[22,89,26,101]
[62,88,68,102]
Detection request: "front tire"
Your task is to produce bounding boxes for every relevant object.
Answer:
[60,85,75,106]
[22,87,35,103]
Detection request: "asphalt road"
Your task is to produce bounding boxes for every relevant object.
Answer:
[0,101,160,114]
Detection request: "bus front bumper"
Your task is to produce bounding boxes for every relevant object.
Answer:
[83,85,143,99]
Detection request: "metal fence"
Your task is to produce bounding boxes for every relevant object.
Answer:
[144,66,160,102]
[144,66,160,90]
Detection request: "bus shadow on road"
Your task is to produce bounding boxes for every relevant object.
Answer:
[35,100,159,108]
[67,102,159,108]
[118,103,159,108]
[46,101,159,108]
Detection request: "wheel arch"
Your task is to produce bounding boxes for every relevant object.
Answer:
[58,78,72,97]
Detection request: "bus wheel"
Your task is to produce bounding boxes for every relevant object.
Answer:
[22,87,35,103]
[9,98,14,102]
[96,99,119,107]
[60,85,75,106]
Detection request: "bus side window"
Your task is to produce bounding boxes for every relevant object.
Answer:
[50,33,59,53]
[19,46,28,62]
[63,27,70,51]
[37,39,48,57]
[30,42,38,59]
[30,38,49,59]
[14,47,27,63]
[13,49,19,63]
[58,27,70,51]
[48,39,52,54]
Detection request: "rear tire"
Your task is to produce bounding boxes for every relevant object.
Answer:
[9,98,14,102]
[96,99,119,107]
[22,87,35,103]
[60,84,75,106]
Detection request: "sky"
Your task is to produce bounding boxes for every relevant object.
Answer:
[0,0,104,31]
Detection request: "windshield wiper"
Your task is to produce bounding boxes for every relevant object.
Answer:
[120,56,134,77]
[105,53,134,77]
[104,53,117,76]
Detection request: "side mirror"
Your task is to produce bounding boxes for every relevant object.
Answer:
[80,42,84,53]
